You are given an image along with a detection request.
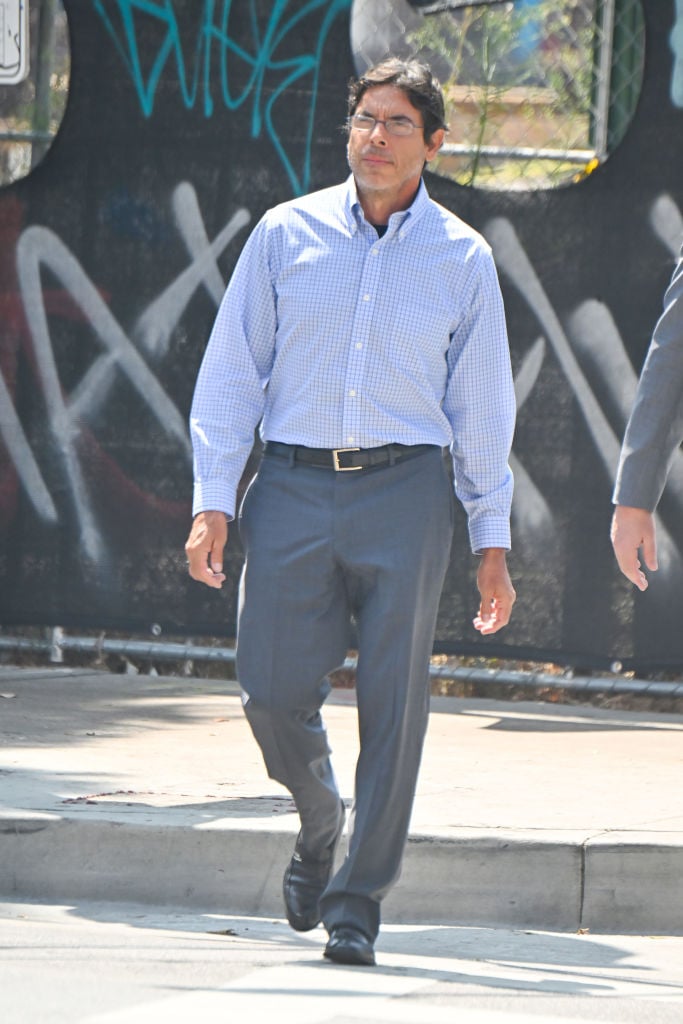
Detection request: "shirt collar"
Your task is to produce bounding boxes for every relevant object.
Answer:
[343,175,430,237]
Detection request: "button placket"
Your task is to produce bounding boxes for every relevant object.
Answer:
[342,236,381,444]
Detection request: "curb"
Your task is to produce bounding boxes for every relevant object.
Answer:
[2,816,681,934]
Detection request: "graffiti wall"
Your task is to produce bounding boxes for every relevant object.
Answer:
[1,0,682,671]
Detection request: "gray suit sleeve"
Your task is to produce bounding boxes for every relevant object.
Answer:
[613,248,683,510]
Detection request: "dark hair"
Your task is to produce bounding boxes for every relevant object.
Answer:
[347,57,447,143]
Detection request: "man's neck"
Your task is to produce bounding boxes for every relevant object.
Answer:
[356,182,420,227]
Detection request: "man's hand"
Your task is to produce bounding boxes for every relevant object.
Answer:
[185,511,228,589]
[610,504,657,591]
[473,547,516,635]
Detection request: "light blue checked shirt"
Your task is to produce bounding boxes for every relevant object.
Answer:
[191,176,515,552]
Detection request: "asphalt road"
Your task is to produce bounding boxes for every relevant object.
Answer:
[2,899,683,1023]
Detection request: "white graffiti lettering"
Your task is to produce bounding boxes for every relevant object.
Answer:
[485,198,683,579]
[3,185,682,581]
[2,183,250,562]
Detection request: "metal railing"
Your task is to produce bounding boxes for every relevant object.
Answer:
[1,630,682,699]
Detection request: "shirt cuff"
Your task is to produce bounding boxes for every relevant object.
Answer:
[468,516,511,554]
[192,481,237,521]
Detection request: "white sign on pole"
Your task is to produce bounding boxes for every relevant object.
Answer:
[0,0,29,84]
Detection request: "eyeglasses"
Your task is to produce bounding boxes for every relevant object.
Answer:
[348,113,422,137]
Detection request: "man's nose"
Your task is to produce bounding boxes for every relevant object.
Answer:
[368,121,388,144]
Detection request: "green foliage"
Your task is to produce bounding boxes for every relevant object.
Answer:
[409,0,600,188]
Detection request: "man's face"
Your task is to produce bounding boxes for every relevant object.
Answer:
[346,84,444,207]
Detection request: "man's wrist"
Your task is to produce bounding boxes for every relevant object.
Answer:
[478,546,508,560]
[194,509,232,522]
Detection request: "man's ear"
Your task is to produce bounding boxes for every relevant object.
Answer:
[425,128,445,162]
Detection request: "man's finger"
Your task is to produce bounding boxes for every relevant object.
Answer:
[473,591,509,634]
[614,551,648,592]
[640,532,658,573]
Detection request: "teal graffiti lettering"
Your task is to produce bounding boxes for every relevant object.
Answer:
[92,0,352,194]
[672,0,683,106]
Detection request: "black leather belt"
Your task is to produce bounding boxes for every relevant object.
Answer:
[264,441,436,472]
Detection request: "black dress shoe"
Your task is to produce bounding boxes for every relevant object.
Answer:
[324,926,376,966]
[283,804,345,932]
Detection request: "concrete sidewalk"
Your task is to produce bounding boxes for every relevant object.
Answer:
[0,665,682,934]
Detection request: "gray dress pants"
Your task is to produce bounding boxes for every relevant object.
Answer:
[236,445,455,942]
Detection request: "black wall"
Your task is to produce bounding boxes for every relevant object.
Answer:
[1,1,682,671]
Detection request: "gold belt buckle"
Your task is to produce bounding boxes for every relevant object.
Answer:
[332,447,362,471]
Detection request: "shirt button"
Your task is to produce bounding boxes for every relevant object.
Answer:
[349,389,356,397]
[372,249,379,256]
[363,294,370,301]
[347,436,355,444]
[355,342,363,350]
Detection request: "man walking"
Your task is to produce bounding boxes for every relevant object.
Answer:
[186,58,516,966]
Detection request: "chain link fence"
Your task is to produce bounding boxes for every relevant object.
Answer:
[0,0,70,185]
[351,0,645,189]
